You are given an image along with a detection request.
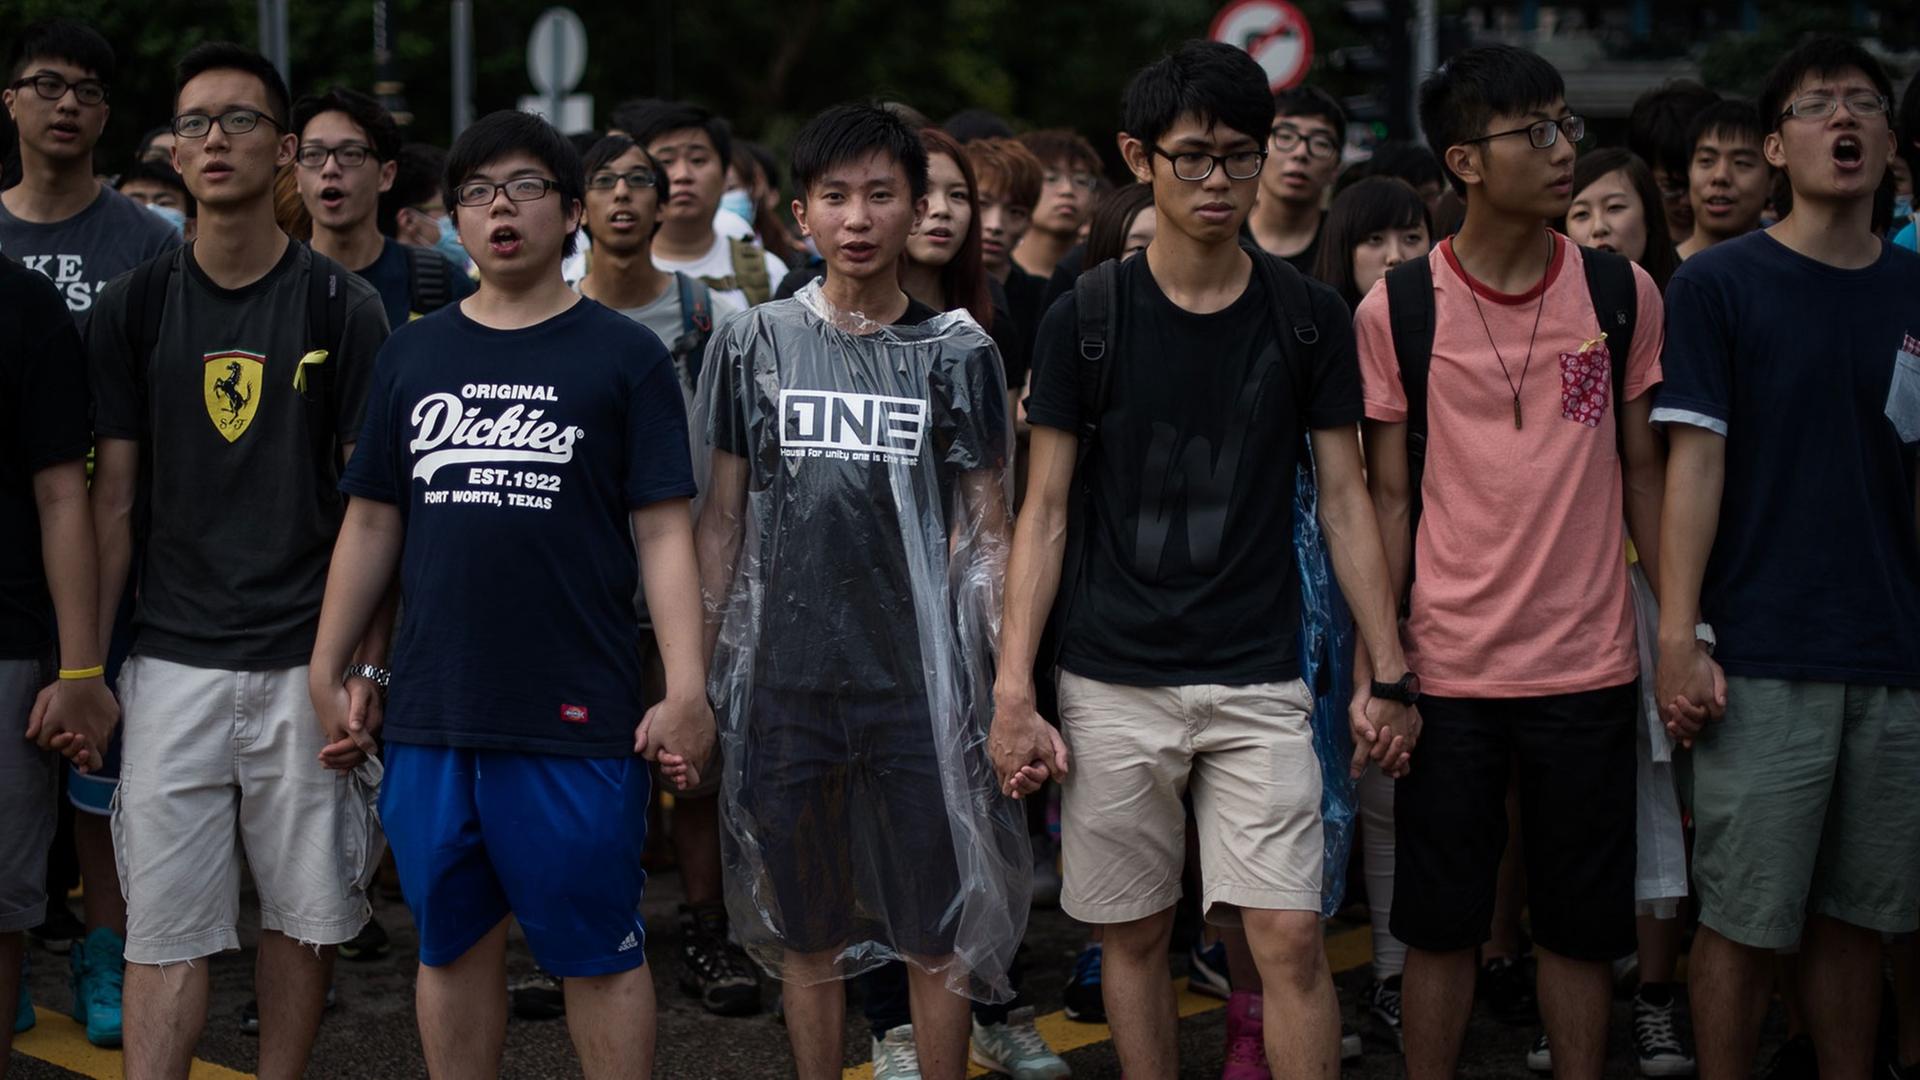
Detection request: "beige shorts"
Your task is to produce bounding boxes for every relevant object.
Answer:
[1056,670,1323,925]
[113,656,381,965]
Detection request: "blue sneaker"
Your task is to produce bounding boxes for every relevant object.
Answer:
[1062,944,1104,1024]
[1188,939,1231,1001]
[12,953,32,1034]
[68,927,124,1047]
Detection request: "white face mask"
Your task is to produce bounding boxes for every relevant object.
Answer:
[145,203,187,236]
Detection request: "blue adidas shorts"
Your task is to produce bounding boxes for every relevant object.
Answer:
[381,744,651,977]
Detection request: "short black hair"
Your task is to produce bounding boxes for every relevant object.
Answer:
[1365,140,1445,191]
[609,99,732,171]
[1273,86,1348,146]
[1122,39,1273,150]
[116,158,195,216]
[378,141,445,236]
[790,102,930,201]
[8,18,114,84]
[1687,99,1766,157]
[443,110,586,258]
[943,107,1015,144]
[1757,35,1895,135]
[1627,80,1720,179]
[136,126,173,159]
[1901,68,1920,173]
[582,133,671,211]
[291,86,400,163]
[1419,44,1567,195]
[175,42,290,130]
[744,140,781,193]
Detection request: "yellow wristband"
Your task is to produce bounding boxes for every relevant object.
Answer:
[57,666,105,680]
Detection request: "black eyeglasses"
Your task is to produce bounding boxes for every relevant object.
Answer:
[1150,145,1268,182]
[453,177,559,207]
[295,143,373,169]
[1270,125,1341,161]
[1779,92,1890,123]
[1462,115,1586,150]
[586,168,659,192]
[10,73,107,106]
[172,110,282,139]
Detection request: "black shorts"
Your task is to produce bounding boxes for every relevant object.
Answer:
[731,686,963,957]
[1389,682,1637,962]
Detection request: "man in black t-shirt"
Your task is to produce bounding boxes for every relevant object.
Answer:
[696,103,1022,1080]
[992,42,1415,1078]
[1246,86,1346,277]
[86,44,389,1076]
[0,254,116,1057]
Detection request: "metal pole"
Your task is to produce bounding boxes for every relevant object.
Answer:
[256,0,289,86]
[451,0,473,137]
[1415,0,1438,141]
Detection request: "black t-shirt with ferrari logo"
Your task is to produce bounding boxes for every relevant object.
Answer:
[88,240,389,669]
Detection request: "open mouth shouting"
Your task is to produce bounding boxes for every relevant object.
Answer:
[1832,134,1865,171]
[606,208,639,233]
[318,186,348,213]
[488,224,523,258]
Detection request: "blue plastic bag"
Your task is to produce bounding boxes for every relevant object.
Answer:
[1294,450,1357,917]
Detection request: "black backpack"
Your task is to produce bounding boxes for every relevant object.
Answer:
[1037,247,1324,685]
[1382,245,1639,554]
[402,244,454,318]
[122,243,354,526]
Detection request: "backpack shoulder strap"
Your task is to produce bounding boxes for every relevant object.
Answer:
[675,272,714,384]
[1071,258,1122,449]
[1578,244,1638,415]
[727,236,771,305]
[404,243,452,316]
[1247,249,1321,405]
[1384,255,1437,444]
[307,249,348,356]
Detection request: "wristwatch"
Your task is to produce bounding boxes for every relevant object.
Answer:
[1370,671,1422,705]
[1694,622,1717,656]
[344,664,391,695]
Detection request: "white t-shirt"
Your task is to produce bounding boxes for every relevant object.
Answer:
[652,234,788,311]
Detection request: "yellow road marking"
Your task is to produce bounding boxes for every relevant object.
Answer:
[12,1007,254,1079]
[842,925,1375,1079]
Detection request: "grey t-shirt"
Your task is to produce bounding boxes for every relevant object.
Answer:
[602,276,743,404]
[0,185,180,329]
[88,240,390,669]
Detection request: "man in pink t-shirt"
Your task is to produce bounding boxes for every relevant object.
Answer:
[1351,45,1668,1080]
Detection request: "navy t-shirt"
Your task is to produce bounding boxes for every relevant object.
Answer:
[354,238,475,331]
[341,298,697,756]
[1653,231,1920,686]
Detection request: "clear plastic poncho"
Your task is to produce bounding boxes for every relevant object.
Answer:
[692,280,1028,1001]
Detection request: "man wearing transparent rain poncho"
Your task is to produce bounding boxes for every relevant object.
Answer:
[691,104,1027,1080]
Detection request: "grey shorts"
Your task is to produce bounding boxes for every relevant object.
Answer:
[113,656,382,965]
[0,657,58,933]
[1685,676,1920,949]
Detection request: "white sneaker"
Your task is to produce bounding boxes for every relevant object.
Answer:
[971,1007,1071,1078]
[1527,1033,1552,1074]
[873,1023,922,1080]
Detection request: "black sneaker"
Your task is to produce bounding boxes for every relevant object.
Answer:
[1365,975,1403,1049]
[1062,944,1105,1023]
[29,902,84,955]
[1762,1034,1819,1080]
[509,969,565,1021]
[1633,986,1696,1077]
[337,916,391,962]
[1478,954,1539,1025]
[240,985,337,1034]
[677,905,760,1017]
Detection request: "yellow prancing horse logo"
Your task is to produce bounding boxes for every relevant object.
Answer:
[203,351,264,442]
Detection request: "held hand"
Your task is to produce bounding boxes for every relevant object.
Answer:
[27,678,116,773]
[311,673,366,772]
[1656,638,1726,749]
[637,694,716,792]
[989,687,1069,799]
[1347,682,1378,779]
[1368,698,1420,778]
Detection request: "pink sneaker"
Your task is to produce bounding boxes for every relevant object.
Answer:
[1220,990,1271,1080]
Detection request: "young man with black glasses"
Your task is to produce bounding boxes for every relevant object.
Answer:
[1248,86,1347,277]
[293,87,471,332]
[1352,45,1667,1080]
[1656,37,1920,1080]
[85,43,391,1079]
[317,109,713,1077]
[997,40,1414,1079]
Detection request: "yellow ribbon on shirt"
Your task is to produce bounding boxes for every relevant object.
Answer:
[292,349,329,395]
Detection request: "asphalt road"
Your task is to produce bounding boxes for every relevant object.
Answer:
[12,869,1783,1079]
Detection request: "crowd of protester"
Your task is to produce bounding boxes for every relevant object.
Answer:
[2,14,1919,1080]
